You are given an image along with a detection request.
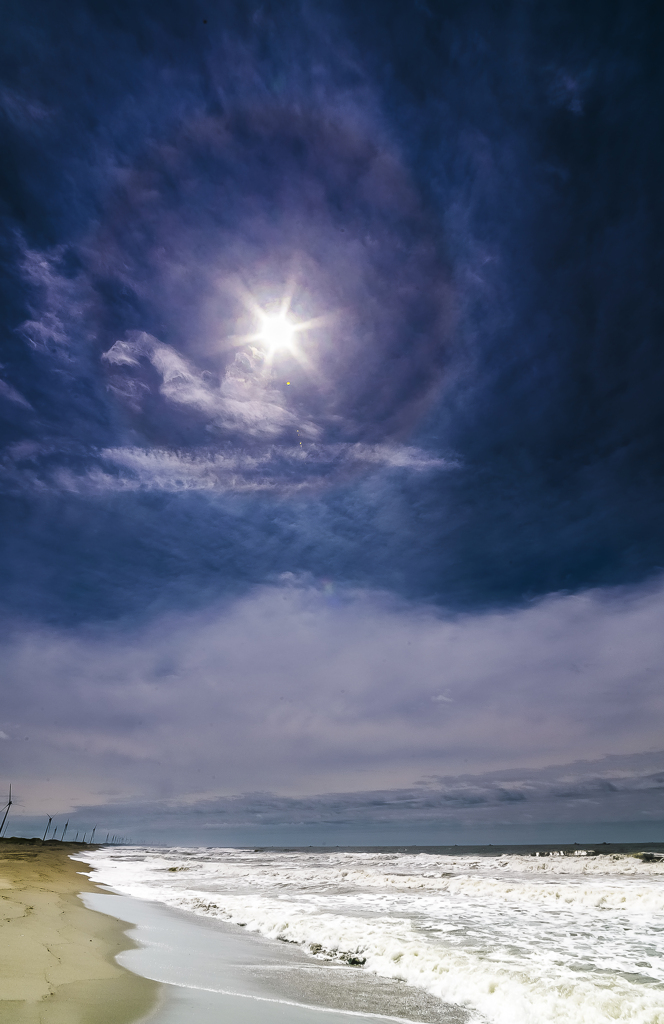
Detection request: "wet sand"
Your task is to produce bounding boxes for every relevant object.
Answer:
[81,890,470,1024]
[0,838,158,1024]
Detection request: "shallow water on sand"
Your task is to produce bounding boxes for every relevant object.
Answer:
[82,892,470,1024]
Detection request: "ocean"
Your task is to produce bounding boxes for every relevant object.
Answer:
[80,844,664,1024]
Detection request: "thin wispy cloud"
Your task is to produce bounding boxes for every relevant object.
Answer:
[0,440,450,495]
[0,378,32,410]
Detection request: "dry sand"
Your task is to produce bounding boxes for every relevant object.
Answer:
[0,837,158,1024]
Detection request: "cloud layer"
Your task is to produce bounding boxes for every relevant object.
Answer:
[2,579,663,827]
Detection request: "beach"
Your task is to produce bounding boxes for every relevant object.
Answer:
[0,838,157,1024]
[0,838,467,1024]
[3,839,664,1024]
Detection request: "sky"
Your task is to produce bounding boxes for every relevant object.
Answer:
[1,0,663,846]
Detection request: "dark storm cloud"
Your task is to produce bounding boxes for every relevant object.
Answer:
[145,751,664,830]
[1,0,664,625]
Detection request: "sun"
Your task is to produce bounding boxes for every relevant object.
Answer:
[229,280,332,369]
[256,312,297,354]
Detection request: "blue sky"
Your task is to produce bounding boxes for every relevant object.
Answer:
[1,0,663,844]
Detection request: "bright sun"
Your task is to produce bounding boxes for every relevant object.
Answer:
[257,312,297,353]
[231,283,331,368]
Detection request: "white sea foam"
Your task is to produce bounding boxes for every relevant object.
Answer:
[82,847,664,1024]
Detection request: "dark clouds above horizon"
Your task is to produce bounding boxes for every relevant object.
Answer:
[1,0,664,835]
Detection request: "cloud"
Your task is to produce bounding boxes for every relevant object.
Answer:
[92,443,448,492]
[103,331,308,440]
[0,86,52,131]
[18,246,84,362]
[0,439,450,496]
[137,750,664,829]
[0,379,32,410]
[2,578,664,820]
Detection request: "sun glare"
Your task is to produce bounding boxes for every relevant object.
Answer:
[257,312,296,353]
[230,281,332,369]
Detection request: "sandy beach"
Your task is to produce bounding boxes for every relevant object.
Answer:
[0,838,158,1024]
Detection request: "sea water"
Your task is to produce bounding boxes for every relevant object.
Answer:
[81,845,664,1024]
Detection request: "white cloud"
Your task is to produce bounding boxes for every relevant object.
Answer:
[2,578,664,814]
[103,331,310,439]
[89,443,448,491]
[1,439,451,495]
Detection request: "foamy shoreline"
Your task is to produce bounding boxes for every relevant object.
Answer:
[84,844,664,1024]
[80,888,471,1024]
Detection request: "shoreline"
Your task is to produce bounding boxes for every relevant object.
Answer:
[0,837,159,1024]
[79,889,470,1024]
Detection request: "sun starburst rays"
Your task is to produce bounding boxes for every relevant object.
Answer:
[228,283,330,370]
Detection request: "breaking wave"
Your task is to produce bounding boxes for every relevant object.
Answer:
[82,847,664,1024]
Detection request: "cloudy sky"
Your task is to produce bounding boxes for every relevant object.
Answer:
[1,0,663,845]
